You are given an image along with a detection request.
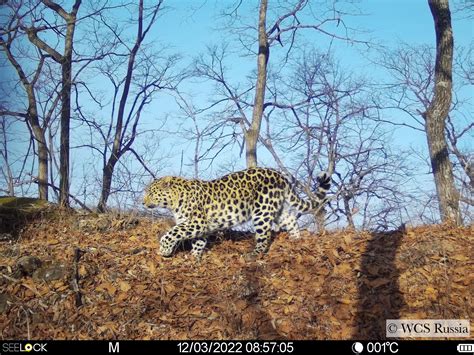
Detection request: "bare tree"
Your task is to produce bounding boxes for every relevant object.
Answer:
[193,45,413,229]
[174,93,237,179]
[246,0,269,168]
[446,114,474,198]
[18,0,82,207]
[0,116,14,196]
[1,0,142,206]
[262,51,414,230]
[450,44,474,202]
[0,3,51,200]
[376,50,471,222]
[217,0,370,168]
[424,0,461,224]
[82,0,181,212]
[192,44,271,170]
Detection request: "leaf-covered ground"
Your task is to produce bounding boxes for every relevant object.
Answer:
[0,209,472,339]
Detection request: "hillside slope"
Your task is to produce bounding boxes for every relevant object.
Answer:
[0,210,472,339]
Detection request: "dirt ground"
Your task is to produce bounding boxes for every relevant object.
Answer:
[0,208,472,340]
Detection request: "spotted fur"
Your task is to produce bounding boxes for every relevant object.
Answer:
[143,167,331,259]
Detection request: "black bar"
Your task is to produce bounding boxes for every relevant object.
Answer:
[0,340,470,354]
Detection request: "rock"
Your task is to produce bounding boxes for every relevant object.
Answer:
[112,217,139,230]
[130,247,145,254]
[0,233,14,241]
[0,293,12,313]
[16,256,42,276]
[78,216,110,231]
[77,214,140,232]
[33,263,67,281]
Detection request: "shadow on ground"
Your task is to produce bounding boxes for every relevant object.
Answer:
[353,227,406,338]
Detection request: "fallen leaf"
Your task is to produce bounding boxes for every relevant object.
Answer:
[119,281,131,292]
[97,282,117,296]
[338,298,352,305]
[452,254,469,262]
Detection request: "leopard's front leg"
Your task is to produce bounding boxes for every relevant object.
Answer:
[159,221,205,257]
[191,237,208,260]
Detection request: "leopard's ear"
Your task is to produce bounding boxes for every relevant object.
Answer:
[157,176,175,188]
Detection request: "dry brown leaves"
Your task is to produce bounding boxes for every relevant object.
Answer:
[0,213,472,340]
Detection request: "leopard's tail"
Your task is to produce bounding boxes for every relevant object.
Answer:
[286,171,331,214]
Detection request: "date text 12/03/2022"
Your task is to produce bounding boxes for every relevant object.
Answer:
[177,341,295,353]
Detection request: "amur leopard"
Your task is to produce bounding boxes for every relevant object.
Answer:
[143,167,331,259]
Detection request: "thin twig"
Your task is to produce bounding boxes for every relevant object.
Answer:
[72,247,85,307]
[22,307,31,340]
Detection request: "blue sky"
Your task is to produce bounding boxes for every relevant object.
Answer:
[155,1,472,45]
[1,0,473,221]
[142,0,472,169]
[153,0,472,63]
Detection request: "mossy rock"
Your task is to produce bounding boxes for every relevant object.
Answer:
[0,293,12,313]
[32,263,67,282]
[0,197,53,235]
[16,255,43,276]
[0,196,49,213]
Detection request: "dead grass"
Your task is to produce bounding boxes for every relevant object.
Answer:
[0,209,472,339]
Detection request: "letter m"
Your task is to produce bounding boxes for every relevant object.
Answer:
[109,342,119,353]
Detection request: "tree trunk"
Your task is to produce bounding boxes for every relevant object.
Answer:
[97,156,119,212]
[26,94,49,201]
[246,0,269,168]
[315,208,326,233]
[343,196,355,230]
[1,41,49,200]
[1,121,15,196]
[96,34,138,212]
[59,61,71,208]
[36,133,49,200]
[425,0,461,225]
[97,0,154,212]
[58,1,80,208]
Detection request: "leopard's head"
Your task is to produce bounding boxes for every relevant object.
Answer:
[143,176,187,210]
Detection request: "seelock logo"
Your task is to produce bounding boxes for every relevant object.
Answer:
[1,343,48,352]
